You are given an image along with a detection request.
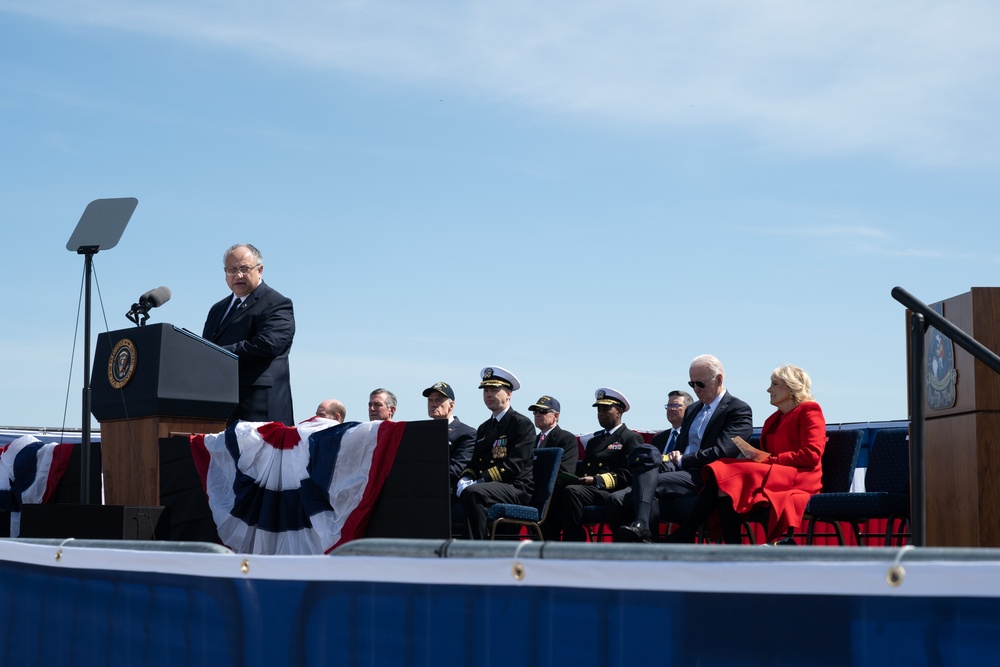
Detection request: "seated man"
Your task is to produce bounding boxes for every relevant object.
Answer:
[652,390,693,453]
[616,354,752,543]
[527,395,578,474]
[555,388,643,541]
[456,366,535,539]
[422,381,477,497]
[604,389,690,527]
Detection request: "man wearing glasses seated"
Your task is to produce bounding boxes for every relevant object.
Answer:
[203,243,296,425]
[528,395,578,475]
[616,355,752,543]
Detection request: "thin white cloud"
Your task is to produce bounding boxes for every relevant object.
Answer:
[742,222,1000,262]
[754,225,890,239]
[4,0,1000,163]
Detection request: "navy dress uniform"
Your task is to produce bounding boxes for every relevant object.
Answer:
[457,367,536,539]
[557,388,644,541]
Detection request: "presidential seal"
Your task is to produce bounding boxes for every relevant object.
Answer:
[108,338,137,390]
[927,327,957,410]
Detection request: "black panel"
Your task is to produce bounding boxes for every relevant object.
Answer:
[159,436,223,543]
[91,323,238,420]
[365,419,451,539]
[19,504,169,540]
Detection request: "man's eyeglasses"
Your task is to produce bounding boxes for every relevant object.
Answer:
[664,403,685,410]
[224,265,260,276]
[533,409,552,415]
[687,380,711,389]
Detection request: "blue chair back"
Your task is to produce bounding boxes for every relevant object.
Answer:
[865,428,910,494]
[530,448,562,515]
[821,430,863,493]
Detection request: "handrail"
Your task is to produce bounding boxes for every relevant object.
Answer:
[891,286,1000,548]
[891,287,1000,373]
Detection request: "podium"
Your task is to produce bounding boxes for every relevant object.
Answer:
[91,323,238,506]
[918,288,1000,547]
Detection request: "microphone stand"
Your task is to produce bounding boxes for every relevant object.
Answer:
[126,301,151,326]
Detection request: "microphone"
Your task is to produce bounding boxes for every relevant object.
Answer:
[127,286,172,326]
[139,286,172,308]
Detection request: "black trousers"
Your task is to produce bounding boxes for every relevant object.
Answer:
[559,484,610,541]
[458,481,530,539]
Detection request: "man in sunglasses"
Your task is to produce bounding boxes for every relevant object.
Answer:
[616,355,752,543]
[528,395,578,475]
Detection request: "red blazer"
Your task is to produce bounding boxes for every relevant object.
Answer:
[706,401,826,541]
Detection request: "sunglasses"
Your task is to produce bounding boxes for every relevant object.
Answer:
[687,379,713,389]
[533,409,552,415]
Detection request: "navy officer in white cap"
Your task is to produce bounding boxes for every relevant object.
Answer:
[555,387,644,541]
[456,366,536,539]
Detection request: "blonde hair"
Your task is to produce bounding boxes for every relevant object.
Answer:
[771,365,813,404]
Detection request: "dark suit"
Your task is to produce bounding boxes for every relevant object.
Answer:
[537,425,579,475]
[651,427,682,454]
[557,424,643,541]
[457,408,535,539]
[202,282,295,425]
[447,416,477,488]
[619,392,752,530]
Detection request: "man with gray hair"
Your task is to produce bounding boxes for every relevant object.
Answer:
[368,388,397,421]
[203,243,295,425]
[617,355,752,543]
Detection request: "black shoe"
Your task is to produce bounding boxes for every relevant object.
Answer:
[764,537,797,547]
[617,522,652,544]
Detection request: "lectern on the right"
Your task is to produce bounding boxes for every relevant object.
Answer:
[917,287,1000,547]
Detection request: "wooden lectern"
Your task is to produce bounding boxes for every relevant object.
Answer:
[91,324,238,506]
[919,287,1000,547]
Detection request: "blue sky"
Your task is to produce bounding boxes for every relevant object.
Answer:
[2,1,999,436]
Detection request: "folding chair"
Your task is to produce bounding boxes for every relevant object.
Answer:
[805,428,909,546]
[487,448,562,540]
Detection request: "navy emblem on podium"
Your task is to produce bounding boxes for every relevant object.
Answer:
[927,303,957,410]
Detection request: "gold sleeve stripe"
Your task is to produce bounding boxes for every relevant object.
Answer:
[487,467,503,482]
[597,473,615,491]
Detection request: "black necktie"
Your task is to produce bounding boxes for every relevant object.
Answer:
[215,298,244,336]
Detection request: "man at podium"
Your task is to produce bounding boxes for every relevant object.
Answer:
[203,243,296,425]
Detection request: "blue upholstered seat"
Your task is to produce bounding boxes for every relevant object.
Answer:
[805,427,909,545]
[486,447,562,540]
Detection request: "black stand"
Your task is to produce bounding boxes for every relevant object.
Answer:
[65,198,138,504]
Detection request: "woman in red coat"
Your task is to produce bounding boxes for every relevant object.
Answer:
[667,365,825,544]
